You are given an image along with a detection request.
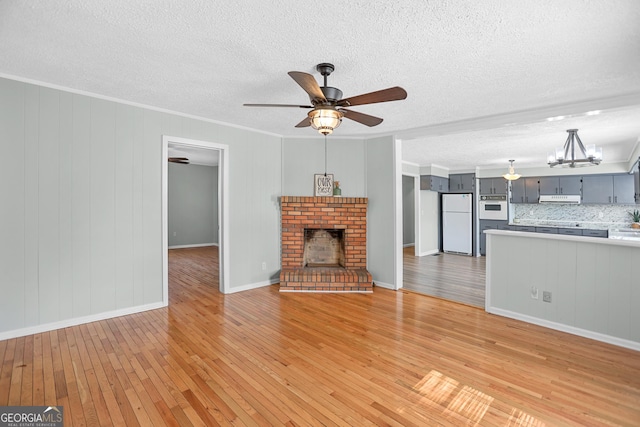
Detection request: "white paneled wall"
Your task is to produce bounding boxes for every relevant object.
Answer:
[282,137,366,196]
[0,77,283,338]
[486,231,640,350]
[366,135,398,289]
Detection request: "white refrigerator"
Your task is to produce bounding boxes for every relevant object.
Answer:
[442,193,473,255]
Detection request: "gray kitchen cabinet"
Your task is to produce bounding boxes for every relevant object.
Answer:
[582,174,634,204]
[510,177,539,203]
[613,174,635,204]
[449,173,475,193]
[539,176,582,195]
[497,223,515,230]
[420,175,449,192]
[479,178,507,195]
[581,175,612,204]
[582,229,608,238]
[536,227,559,234]
[479,220,508,255]
[514,226,535,232]
[560,176,582,195]
[538,177,558,195]
[558,228,583,236]
[634,166,640,203]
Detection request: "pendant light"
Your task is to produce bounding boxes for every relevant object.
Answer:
[548,129,602,168]
[502,160,521,181]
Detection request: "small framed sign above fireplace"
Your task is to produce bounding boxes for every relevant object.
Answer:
[314,174,334,196]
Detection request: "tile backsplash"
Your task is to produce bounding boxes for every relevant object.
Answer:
[512,203,638,230]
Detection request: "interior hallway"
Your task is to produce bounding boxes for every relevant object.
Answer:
[402,247,485,307]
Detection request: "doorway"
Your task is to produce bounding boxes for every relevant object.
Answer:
[162,136,230,303]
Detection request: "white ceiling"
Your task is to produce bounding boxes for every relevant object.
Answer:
[1,1,639,170]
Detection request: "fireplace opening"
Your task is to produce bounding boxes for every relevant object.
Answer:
[302,228,345,268]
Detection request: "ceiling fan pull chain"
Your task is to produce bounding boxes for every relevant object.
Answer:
[324,134,327,176]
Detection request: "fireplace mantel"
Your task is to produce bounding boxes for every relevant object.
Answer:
[279,196,373,292]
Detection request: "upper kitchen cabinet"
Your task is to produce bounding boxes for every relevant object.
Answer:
[420,175,449,192]
[613,174,635,204]
[582,174,634,204]
[479,178,507,195]
[634,166,640,203]
[538,176,582,195]
[510,177,539,203]
[449,173,475,193]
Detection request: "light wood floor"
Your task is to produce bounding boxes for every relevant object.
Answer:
[402,247,486,307]
[1,246,639,426]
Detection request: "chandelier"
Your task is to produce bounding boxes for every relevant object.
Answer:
[548,129,602,168]
[308,107,343,135]
[502,160,521,181]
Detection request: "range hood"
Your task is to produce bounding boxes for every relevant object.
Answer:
[539,194,581,204]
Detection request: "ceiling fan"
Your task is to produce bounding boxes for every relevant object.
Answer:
[168,157,189,164]
[244,63,407,135]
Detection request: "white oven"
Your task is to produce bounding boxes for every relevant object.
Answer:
[479,195,508,220]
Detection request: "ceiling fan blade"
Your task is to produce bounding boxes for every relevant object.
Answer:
[338,86,407,107]
[340,108,384,127]
[244,103,313,108]
[295,117,311,128]
[168,157,189,164]
[288,71,327,103]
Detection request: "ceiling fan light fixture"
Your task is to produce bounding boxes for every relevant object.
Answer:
[308,107,343,135]
[502,159,521,181]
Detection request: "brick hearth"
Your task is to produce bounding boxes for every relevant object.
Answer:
[279,196,373,292]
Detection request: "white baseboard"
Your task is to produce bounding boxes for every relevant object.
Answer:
[486,306,640,352]
[418,249,440,257]
[168,243,218,249]
[373,281,397,290]
[0,301,167,341]
[224,278,279,294]
[403,243,415,248]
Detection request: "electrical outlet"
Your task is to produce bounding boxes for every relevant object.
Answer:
[261,262,266,271]
[598,211,604,219]
[530,286,538,299]
[173,231,176,237]
[543,291,552,303]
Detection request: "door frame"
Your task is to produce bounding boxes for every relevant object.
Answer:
[161,135,230,300]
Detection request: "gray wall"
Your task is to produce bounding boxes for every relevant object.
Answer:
[486,231,640,350]
[365,135,397,288]
[168,163,218,247]
[0,77,282,336]
[282,137,366,195]
[419,190,440,255]
[402,175,415,245]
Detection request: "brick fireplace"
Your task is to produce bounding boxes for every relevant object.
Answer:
[279,196,373,292]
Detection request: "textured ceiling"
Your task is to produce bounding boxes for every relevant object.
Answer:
[1,0,639,170]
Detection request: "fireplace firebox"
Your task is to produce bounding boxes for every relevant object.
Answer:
[303,229,345,267]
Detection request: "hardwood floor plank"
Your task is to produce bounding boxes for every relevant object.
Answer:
[402,247,485,307]
[1,246,639,426]
[7,336,25,406]
[0,338,16,405]
[31,334,44,406]
[19,335,33,405]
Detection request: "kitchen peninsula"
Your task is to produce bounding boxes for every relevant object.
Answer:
[485,229,640,351]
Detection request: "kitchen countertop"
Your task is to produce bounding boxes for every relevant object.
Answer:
[508,220,621,230]
[486,229,640,247]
